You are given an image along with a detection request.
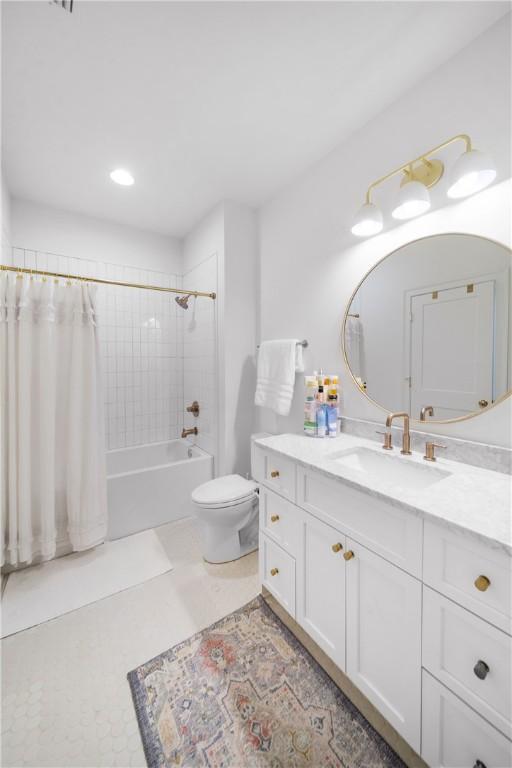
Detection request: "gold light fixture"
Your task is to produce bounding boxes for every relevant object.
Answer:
[351,134,496,237]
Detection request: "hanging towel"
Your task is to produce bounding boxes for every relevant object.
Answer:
[345,316,364,379]
[255,339,304,416]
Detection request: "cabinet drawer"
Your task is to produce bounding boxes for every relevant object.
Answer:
[423,522,512,634]
[422,671,512,768]
[297,466,423,576]
[253,446,296,502]
[259,533,296,618]
[259,487,301,557]
[423,586,512,738]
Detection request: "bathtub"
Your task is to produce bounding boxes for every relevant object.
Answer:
[107,440,213,540]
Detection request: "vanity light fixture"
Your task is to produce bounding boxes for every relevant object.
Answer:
[110,168,135,186]
[351,134,496,237]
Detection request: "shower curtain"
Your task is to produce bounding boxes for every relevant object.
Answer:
[0,272,107,567]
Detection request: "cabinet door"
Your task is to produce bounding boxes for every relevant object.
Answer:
[296,512,346,671]
[345,539,421,752]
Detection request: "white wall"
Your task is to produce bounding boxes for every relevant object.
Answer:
[183,204,224,470]
[182,254,218,459]
[11,198,182,274]
[1,172,11,264]
[182,201,258,476]
[223,201,258,477]
[258,17,512,448]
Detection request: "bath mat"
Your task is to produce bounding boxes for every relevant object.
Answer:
[1,528,173,637]
[128,595,404,768]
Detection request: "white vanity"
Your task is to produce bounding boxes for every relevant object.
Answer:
[253,433,512,768]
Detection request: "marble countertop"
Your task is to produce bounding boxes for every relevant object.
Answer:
[254,433,512,555]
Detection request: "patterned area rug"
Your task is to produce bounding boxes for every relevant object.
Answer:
[128,596,405,768]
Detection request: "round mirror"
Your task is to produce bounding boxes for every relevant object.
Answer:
[343,233,512,423]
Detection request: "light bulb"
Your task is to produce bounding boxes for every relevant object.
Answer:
[110,169,135,186]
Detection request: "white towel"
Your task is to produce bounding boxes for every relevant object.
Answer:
[345,316,363,378]
[255,339,304,416]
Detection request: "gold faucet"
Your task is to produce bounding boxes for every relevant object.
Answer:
[420,405,434,421]
[182,427,198,438]
[385,412,412,455]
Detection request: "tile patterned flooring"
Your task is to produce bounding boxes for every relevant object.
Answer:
[1,519,260,767]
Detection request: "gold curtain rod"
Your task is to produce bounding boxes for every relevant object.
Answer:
[0,264,216,299]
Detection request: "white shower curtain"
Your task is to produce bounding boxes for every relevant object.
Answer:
[0,272,107,567]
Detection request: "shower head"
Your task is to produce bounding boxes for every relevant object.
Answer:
[175,294,192,309]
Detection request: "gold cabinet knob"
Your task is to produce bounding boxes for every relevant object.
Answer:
[270,515,280,523]
[270,567,279,577]
[270,470,280,478]
[331,543,343,553]
[478,399,489,408]
[474,575,491,592]
[343,550,355,561]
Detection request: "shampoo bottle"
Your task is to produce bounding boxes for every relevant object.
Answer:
[316,385,327,437]
[303,376,318,436]
[327,376,339,437]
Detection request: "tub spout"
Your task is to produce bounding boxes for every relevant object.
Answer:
[182,427,198,438]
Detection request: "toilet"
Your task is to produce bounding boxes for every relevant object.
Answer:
[191,474,259,563]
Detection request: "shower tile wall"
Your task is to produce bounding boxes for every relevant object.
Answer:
[11,249,184,450]
[182,254,218,461]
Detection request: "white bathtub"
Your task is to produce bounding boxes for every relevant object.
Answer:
[107,440,213,540]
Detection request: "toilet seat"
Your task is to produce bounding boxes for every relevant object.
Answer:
[191,474,258,509]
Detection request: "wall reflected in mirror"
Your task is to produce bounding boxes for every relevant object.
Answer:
[343,234,511,422]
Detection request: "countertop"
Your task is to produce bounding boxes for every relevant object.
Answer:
[254,433,512,555]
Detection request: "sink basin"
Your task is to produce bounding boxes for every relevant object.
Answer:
[327,447,451,491]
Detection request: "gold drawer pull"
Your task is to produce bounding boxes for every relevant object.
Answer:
[270,567,279,577]
[331,543,343,553]
[270,470,280,478]
[474,575,491,592]
[343,550,355,561]
[270,515,280,523]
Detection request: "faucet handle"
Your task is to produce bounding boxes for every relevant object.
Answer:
[424,442,446,462]
[376,430,393,450]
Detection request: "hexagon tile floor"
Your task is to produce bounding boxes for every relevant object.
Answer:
[1,518,260,768]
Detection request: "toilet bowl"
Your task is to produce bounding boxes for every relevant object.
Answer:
[191,474,259,563]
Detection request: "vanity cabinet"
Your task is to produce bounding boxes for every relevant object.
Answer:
[253,443,512,766]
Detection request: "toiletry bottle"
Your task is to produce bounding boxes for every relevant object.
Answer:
[316,385,327,437]
[327,376,339,437]
[327,393,338,437]
[304,376,318,436]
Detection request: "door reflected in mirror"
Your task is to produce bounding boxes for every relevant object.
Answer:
[343,234,511,423]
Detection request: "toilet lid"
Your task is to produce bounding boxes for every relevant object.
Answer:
[192,474,257,506]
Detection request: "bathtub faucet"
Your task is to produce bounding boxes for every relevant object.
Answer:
[182,427,198,438]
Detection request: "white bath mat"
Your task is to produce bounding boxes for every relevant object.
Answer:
[1,529,173,637]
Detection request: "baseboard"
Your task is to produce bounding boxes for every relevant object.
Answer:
[261,587,428,768]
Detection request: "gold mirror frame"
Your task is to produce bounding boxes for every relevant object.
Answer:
[341,232,512,425]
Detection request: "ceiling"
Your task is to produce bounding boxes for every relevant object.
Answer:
[2,1,509,237]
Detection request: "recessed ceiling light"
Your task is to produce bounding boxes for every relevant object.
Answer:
[110,169,134,186]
